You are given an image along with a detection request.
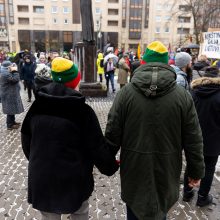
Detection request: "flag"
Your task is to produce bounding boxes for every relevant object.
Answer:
[137,43,141,60]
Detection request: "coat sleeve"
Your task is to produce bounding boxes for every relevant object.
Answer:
[85,107,119,176]
[182,92,205,179]
[3,71,20,84]
[105,89,124,155]
[21,104,36,160]
[176,74,187,89]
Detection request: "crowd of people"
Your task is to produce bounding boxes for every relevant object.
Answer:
[0,41,219,220]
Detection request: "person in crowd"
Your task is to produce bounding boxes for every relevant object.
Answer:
[21,57,119,220]
[34,63,52,94]
[168,58,175,65]
[104,57,116,93]
[0,61,24,130]
[183,66,220,207]
[69,49,75,61]
[47,51,60,68]
[38,54,47,64]
[211,59,220,70]
[63,53,70,60]
[96,52,104,83]
[129,58,140,82]
[105,41,204,220]
[129,51,134,63]
[171,52,192,90]
[118,54,130,88]
[20,54,36,102]
[193,55,210,72]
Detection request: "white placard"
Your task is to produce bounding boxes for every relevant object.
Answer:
[202,32,220,58]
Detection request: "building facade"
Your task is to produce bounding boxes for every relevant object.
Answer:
[1,0,195,53]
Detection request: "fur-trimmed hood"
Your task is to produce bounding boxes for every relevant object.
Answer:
[191,77,220,97]
[191,77,220,89]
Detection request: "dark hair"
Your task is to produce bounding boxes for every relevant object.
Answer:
[203,66,219,78]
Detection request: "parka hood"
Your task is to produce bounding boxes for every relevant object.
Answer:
[98,53,104,59]
[131,62,177,98]
[37,82,85,104]
[191,77,220,97]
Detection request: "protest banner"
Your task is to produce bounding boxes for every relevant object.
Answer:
[201,32,220,59]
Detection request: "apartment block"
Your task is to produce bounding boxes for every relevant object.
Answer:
[1,0,195,53]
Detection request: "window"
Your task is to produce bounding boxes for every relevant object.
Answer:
[0,4,4,13]
[18,30,31,50]
[18,17,29,24]
[130,0,143,4]
[17,5,29,12]
[33,6,44,13]
[108,0,119,3]
[164,16,171,22]
[130,8,142,18]
[0,16,6,25]
[63,31,72,42]
[96,0,101,2]
[155,16,161,22]
[63,7,69,13]
[129,20,141,29]
[155,27,160,33]
[108,20,118,26]
[164,27,170,33]
[164,4,171,11]
[129,31,141,39]
[96,20,100,29]
[108,9,118,15]
[95,8,101,14]
[64,19,68,24]
[177,28,190,34]
[156,4,162,10]
[178,16,191,23]
[179,5,191,11]
[51,6,58,13]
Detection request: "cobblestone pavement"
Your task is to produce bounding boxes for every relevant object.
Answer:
[0,84,219,220]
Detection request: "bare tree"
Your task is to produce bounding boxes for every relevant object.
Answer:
[169,0,220,44]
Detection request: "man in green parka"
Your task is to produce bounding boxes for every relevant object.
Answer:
[105,41,205,220]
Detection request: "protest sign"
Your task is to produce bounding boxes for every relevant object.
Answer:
[202,32,220,58]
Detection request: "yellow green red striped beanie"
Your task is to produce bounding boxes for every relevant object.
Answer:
[142,41,169,64]
[51,57,81,89]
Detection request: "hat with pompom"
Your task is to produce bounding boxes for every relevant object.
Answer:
[51,57,81,89]
[142,41,169,64]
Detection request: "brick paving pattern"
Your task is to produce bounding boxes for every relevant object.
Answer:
[0,85,219,220]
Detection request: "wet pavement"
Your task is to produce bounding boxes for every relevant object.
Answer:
[0,82,219,220]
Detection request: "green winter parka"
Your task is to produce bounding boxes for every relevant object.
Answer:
[105,63,205,220]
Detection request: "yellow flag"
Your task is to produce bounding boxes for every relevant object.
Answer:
[137,43,141,60]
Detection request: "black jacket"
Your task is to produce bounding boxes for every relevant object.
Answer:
[21,82,118,213]
[193,61,209,71]
[191,77,220,156]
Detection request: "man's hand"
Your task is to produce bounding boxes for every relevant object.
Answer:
[188,177,201,187]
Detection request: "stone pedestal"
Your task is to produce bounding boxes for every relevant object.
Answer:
[74,42,107,97]
[80,82,107,97]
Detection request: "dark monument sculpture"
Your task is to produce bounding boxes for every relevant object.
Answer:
[80,0,94,43]
[74,0,107,97]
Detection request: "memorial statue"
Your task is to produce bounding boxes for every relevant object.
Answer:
[80,0,95,43]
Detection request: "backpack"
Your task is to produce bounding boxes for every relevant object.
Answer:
[100,59,104,68]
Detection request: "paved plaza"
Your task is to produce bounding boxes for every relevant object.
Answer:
[0,84,220,220]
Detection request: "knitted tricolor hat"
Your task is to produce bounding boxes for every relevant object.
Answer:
[142,41,169,64]
[51,57,81,89]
